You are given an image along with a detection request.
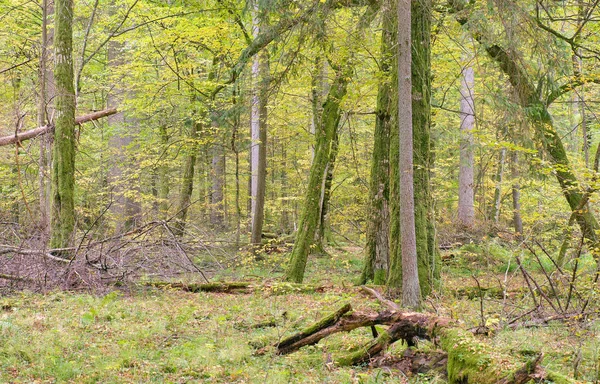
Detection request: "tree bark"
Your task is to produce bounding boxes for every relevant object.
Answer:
[457,61,475,228]
[510,150,523,236]
[397,0,421,308]
[490,144,506,224]
[50,0,76,251]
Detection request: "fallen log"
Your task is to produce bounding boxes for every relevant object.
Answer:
[0,108,117,146]
[264,296,574,383]
[146,281,326,295]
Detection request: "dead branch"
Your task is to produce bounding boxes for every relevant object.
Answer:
[0,108,117,146]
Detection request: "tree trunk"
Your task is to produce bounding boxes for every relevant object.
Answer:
[250,1,269,248]
[210,112,226,229]
[38,0,54,236]
[173,120,200,237]
[285,64,352,283]
[362,0,394,285]
[490,145,506,224]
[411,0,439,296]
[314,128,339,255]
[397,0,421,308]
[284,2,380,283]
[510,151,523,236]
[50,0,76,251]
[457,61,475,228]
[157,124,170,216]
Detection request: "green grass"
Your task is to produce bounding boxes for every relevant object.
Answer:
[0,245,598,382]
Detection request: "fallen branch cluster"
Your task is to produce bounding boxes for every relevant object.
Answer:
[253,288,574,383]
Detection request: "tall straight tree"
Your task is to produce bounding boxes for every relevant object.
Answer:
[388,0,438,297]
[38,0,54,236]
[397,0,421,308]
[50,0,76,250]
[250,0,269,248]
[457,59,475,228]
[361,0,394,285]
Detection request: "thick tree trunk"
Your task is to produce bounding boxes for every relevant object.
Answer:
[362,0,394,285]
[397,0,421,308]
[250,1,269,248]
[457,61,475,228]
[50,0,76,251]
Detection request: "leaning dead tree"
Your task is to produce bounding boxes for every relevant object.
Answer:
[0,108,117,146]
[255,287,574,384]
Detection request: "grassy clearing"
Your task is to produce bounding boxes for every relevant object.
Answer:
[0,246,598,383]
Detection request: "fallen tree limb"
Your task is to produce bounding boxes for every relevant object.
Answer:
[0,108,118,146]
[0,245,71,263]
[264,297,575,383]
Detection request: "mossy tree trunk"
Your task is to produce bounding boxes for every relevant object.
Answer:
[50,0,76,251]
[285,63,352,283]
[285,2,380,283]
[362,0,394,285]
[411,0,439,296]
[314,127,339,255]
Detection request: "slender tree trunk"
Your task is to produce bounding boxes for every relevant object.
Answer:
[491,145,506,224]
[38,0,54,237]
[157,124,170,216]
[457,61,475,228]
[250,1,269,248]
[173,120,200,237]
[50,0,76,251]
[314,128,339,255]
[362,0,394,285]
[510,150,523,236]
[398,0,421,308]
[210,112,226,229]
[285,4,379,283]
[285,65,352,283]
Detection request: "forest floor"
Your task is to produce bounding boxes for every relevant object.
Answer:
[0,243,597,383]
